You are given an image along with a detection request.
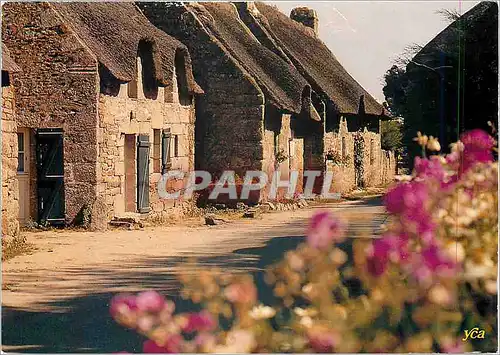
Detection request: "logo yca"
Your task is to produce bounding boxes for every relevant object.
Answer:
[462,327,486,341]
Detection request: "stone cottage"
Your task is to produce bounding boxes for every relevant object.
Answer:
[2,2,202,228]
[237,3,396,192]
[139,2,323,203]
[140,2,395,199]
[2,43,21,238]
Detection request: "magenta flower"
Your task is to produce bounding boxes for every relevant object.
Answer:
[143,334,183,353]
[384,181,429,216]
[182,310,217,333]
[366,234,410,276]
[110,294,137,317]
[306,211,346,249]
[441,338,465,353]
[460,129,495,173]
[461,129,495,151]
[136,291,165,313]
[307,327,339,352]
[414,156,446,182]
[411,244,458,284]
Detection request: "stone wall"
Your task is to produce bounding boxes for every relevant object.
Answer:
[97,57,196,222]
[2,3,99,224]
[1,84,20,238]
[324,118,356,194]
[139,3,266,179]
[323,117,395,193]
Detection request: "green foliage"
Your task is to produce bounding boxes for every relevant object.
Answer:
[380,120,403,152]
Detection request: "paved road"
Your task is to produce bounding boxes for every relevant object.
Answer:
[2,197,386,353]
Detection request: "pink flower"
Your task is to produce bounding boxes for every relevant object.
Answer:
[224,279,257,305]
[182,310,217,333]
[460,129,495,173]
[461,129,495,152]
[110,294,137,316]
[109,294,139,329]
[411,244,458,284]
[306,211,346,249]
[143,334,183,353]
[414,156,446,181]
[440,338,465,353]
[384,181,429,216]
[136,291,165,313]
[307,326,340,352]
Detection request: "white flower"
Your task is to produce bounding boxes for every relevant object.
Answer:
[294,307,318,317]
[299,316,313,328]
[249,304,276,320]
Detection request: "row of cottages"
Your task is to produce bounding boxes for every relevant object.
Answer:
[1,2,396,235]
[139,2,396,196]
[1,2,203,233]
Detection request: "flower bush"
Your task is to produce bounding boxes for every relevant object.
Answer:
[110,129,497,353]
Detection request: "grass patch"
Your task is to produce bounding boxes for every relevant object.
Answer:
[2,235,33,261]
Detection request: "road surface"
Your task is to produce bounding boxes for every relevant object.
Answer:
[2,197,386,353]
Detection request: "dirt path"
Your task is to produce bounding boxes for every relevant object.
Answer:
[2,197,386,353]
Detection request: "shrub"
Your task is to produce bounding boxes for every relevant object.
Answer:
[110,129,497,353]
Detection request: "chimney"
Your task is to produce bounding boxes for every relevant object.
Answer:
[290,7,318,36]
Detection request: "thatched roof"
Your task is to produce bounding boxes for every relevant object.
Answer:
[2,43,20,73]
[51,2,202,94]
[412,2,497,65]
[185,2,310,113]
[249,2,386,116]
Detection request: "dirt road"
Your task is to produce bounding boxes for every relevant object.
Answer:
[2,197,386,353]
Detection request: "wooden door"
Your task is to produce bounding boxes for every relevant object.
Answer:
[36,129,65,225]
[137,134,150,213]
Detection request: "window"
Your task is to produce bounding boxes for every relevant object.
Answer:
[173,135,179,157]
[153,129,161,173]
[17,132,25,172]
[341,136,346,159]
[161,129,172,174]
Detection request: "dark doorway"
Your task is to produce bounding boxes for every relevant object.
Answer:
[36,129,65,225]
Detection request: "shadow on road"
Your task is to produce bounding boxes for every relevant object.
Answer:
[2,197,384,353]
[2,235,309,353]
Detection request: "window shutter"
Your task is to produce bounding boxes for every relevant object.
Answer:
[137,134,150,213]
[161,129,171,174]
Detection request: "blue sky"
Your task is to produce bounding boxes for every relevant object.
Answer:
[268,1,478,102]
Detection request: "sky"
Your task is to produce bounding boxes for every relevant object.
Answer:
[268,1,478,103]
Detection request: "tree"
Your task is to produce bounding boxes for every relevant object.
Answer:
[380,119,403,152]
[383,2,498,167]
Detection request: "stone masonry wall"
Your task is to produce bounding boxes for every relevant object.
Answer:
[323,117,393,193]
[1,84,20,238]
[2,3,99,224]
[97,58,195,222]
[139,3,266,180]
[324,118,356,194]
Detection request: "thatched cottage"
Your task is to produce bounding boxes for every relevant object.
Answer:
[2,2,202,228]
[140,2,396,197]
[237,3,395,191]
[140,2,323,202]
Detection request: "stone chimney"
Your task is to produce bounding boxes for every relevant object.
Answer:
[290,7,318,36]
